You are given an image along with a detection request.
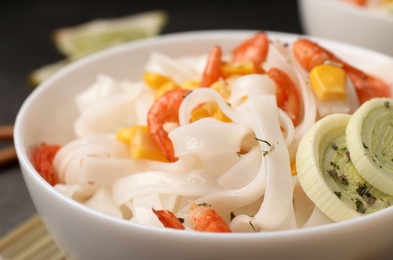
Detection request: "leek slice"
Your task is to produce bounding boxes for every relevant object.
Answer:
[346,98,393,195]
[296,113,393,222]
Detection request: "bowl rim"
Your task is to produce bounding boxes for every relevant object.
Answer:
[14,29,393,239]
[300,0,393,22]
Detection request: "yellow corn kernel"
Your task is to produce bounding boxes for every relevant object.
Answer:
[116,125,168,162]
[116,128,133,144]
[210,81,231,101]
[191,101,231,123]
[144,72,172,90]
[291,159,297,176]
[221,61,256,79]
[309,65,347,101]
[154,81,180,99]
[180,80,200,90]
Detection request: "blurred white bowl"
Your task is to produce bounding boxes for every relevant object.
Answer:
[14,30,393,260]
[298,0,393,57]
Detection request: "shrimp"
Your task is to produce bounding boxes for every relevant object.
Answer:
[199,32,269,87]
[232,32,269,73]
[147,88,190,162]
[293,38,391,104]
[187,202,232,233]
[152,208,185,230]
[267,67,301,126]
[200,45,222,88]
[32,143,61,186]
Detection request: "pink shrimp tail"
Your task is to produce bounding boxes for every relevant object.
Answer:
[232,32,269,73]
[188,202,232,233]
[147,89,189,162]
[293,38,391,104]
[200,45,222,88]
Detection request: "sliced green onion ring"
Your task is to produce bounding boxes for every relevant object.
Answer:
[346,98,393,195]
[297,113,393,222]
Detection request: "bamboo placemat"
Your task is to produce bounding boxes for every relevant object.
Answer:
[0,214,65,260]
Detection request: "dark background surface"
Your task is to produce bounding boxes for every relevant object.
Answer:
[0,0,304,238]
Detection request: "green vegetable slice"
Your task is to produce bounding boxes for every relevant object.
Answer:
[346,98,393,195]
[296,113,393,222]
[53,10,168,60]
[29,10,168,87]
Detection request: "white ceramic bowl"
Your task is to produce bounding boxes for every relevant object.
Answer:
[14,30,393,260]
[298,0,393,57]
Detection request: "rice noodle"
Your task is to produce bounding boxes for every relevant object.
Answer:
[50,37,368,232]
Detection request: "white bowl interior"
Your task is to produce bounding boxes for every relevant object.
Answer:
[14,30,393,259]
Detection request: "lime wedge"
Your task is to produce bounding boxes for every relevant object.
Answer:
[53,10,168,59]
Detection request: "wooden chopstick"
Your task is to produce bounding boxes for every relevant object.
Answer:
[0,146,17,167]
[0,124,17,167]
[0,125,14,141]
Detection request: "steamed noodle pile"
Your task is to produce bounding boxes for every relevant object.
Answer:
[51,38,362,232]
